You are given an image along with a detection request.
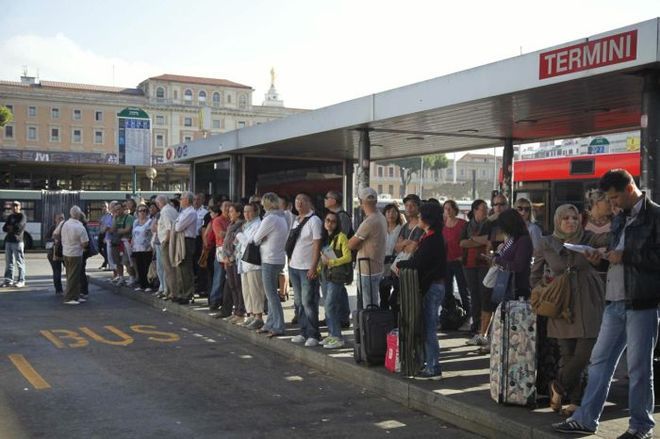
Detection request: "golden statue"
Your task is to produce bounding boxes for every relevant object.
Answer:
[270,67,276,87]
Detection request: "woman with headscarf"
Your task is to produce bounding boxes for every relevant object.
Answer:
[530,204,609,417]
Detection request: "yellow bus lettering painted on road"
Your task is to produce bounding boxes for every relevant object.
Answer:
[40,330,89,349]
[79,326,134,346]
[130,325,180,342]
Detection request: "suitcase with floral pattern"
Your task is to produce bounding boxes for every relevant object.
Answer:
[490,298,537,406]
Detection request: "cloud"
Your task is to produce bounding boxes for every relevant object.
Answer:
[0,33,161,88]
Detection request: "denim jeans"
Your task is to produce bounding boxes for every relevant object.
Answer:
[262,263,285,334]
[154,244,166,292]
[571,301,659,432]
[324,281,344,338]
[359,274,381,308]
[289,267,320,340]
[209,258,225,307]
[422,282,445,373]
[4,241,25,283]
[47,253,63,293]
[445,260,470,313]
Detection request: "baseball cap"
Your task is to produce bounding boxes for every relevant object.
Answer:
[358,187,378,201]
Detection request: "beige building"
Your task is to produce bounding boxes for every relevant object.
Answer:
[0,73,304,191]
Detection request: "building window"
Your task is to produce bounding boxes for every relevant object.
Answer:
[237,121,246,129]
[156,87,165,98]
[377,184,383,194]
[239,94,247,109]
[212,119,221,129]
[388,185,394,195]
[184,136,192,142]
[95,111,103,122]
[4,125,14,139]
[51,107,60,119]
[73,109,82,120]
[94,130,103,144]
[173,90,178,100]
[28,106,37,117]
[184,117,192,127]
[198,90,206,103]
[5,104,12,113]
[377,166,383,177]
[481,169,487,177]
[184,89,192,102]
[27,126,37,140]
[72,129,82,143]
[460,169,464,177]
[388,167,394,178]
[50,127,60,142]
[155,115,165,125]
[226,94,232,104]
[156,134,164,147]
[212,92,221,106]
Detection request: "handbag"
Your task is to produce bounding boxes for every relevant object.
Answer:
[324,236,353,285]
[53,240,63,261]
[482,265,500,288]
[491,269,513,304]
[198,247,210,268]
[390,252,412,274]
[531,270,573,321]
[241,242,261,266]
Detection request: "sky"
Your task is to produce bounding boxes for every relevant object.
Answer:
[1,0,658,112]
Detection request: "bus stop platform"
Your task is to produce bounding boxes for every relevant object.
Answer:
[89,272,655,439]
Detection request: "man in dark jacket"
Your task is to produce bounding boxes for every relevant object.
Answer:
[2,201,27,287]
[554,169,660,439]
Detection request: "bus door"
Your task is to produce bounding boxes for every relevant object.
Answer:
[514,182,550,234]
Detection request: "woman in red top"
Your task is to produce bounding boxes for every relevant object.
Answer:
[442,200,469,329]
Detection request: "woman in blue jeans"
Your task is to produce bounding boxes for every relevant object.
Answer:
[397,202,447,380]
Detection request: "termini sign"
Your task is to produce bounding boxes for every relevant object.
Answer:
[539,30,637,79]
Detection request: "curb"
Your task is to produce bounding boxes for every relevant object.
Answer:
[90,275,567,439]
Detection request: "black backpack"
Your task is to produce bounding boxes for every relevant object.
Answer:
[439,292,468,331]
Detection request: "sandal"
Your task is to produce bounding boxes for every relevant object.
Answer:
[549,381,564,412]
[560,404,578,417]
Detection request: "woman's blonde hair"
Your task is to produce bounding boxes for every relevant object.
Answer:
[261,192,280,211]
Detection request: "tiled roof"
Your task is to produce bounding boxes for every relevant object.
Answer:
[39,81,143,95]
[148,74,252,89]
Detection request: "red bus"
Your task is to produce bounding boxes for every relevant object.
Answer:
[512,152,640,233]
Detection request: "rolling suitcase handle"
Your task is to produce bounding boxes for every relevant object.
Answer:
[356,257,376,311]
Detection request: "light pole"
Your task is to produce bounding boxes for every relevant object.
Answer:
[145,167,157,191]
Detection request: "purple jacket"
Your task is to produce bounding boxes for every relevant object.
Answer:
[493,235,533,298]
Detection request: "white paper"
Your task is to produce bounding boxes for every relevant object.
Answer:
[563,243,598,254]
[321,246,337,260]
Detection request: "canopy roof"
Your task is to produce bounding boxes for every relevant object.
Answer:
[172,19,660,163]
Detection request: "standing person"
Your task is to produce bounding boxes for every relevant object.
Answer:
[514,197,543,250]
[60,206,89,305]
[97,202,111,269]
[149,202,164,294]
[131,205,153,291]
[554,169,660,438]
[156,195,178,300]
[318,211,352,349]
[237,202,265,329]
[100,201,117,273]
[173,192,197,304]
[253,193,289,337]
[531,204,608,417]
[193,192,209,296]
[2,201,27,288]
[584,189,613,234]
[379,203,403,309]
[221,204,246,322]
[45,213,65,295]
[442,199,470,329]
[460,199,492,341]
[397,202,447,380]
[323,190,352,327]
[278,194,294,302]
[348,187,387,307]
[288,193,323,347]
[110,202,134,286]
[395,194,424,257]
[210,201,231,312]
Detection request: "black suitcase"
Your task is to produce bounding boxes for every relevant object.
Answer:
[353,258,396,366]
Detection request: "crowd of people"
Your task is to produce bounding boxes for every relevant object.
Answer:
[3,167,658,438]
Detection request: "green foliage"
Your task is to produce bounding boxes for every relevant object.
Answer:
[380,153,449,194]
[0,106,13,127]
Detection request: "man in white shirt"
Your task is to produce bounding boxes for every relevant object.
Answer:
[288,193,323,347]
[156,195,179,299]
[193,192,209,296]
[174,192,197,304]
[60,205,89,305]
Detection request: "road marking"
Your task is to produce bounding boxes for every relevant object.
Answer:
[374,420,406,429]
[8,354,51,390]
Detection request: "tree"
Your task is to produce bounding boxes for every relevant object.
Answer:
[381,153,449,196]
[0,106,13,127]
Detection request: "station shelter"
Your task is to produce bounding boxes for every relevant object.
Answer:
[168,19,660,213]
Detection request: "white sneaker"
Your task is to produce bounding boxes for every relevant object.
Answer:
[466,334,488,346]
[134,287,144,292]
[144,288,153,293]
[78,297,87,303]
[323,338,345,349]
[64,300,80,305]
[291,335,306,343]
[304,338,319,347]
[15,281,25,288]
[320,337,335,346]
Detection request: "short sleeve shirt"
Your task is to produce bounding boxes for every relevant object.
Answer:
[398,222,424,243]
[355,211,387,276]
[289,212,323,270]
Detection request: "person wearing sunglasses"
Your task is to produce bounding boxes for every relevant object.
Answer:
[515,197,543,250]
[131,205,153,292]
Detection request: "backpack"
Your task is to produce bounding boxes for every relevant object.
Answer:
[84,223,99,258]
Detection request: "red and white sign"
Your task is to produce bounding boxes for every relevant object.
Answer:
[539,30,637,79]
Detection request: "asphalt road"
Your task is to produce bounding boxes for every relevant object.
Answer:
[0,254,479,439]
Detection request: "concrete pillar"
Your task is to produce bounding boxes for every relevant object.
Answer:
[501,138,514,203]
[344,159,354,212]
[229,154,242,201]
[357,129,371,192]
[641,71,660,202]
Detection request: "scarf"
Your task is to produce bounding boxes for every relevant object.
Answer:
[552,204,584,244]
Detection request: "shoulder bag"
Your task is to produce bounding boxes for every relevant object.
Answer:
[241,242,261,266]
[285,215,312,259]
[325,236,353,285]
[530,269,573,321]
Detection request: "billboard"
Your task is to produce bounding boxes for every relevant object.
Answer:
[118,107,151,166]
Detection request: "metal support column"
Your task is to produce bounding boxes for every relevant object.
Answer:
[501,138,514,202]
[229,154,242,201]
[343,159,354,212]
[357,129,371,193]
[641,71,660,202]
